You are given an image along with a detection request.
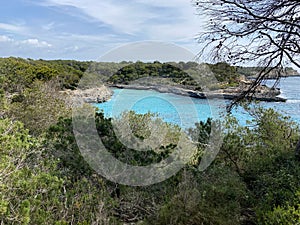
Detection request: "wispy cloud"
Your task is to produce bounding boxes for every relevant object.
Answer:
[41,22,56,31]
[56,33,123,42]
[135,0,191,8]
[0,0,203,59]
[0,22,26,33]
[41,0,155,34]
[40,0,203,40]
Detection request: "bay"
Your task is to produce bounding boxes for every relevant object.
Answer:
[94,76,300,129]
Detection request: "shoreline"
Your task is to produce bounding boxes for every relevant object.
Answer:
[109,84,287,102]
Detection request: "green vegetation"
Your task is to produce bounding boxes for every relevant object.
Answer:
[1,57,300,224]
[108,61,194,86]
[208,62,240,85]
[0,58,90,92]
[108,61,240,89]
[237,66,299,79]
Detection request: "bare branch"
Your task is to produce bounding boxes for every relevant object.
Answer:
[195,0,300,109]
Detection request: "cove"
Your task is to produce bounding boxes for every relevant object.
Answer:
[94,77,300,129]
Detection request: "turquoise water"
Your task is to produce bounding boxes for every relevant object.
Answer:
[94,77,300,129]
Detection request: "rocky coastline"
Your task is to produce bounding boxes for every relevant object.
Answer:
[110,83,286,102]
[63,81,286,104]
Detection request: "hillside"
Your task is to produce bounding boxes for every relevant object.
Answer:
[237,66,299,79]
[104,61,284,102]
[107,61,240,90]
[0,58,287,104]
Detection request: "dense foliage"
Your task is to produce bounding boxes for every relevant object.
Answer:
[0,58,90,92]
[1,57,300,224]
[237,67,299,79]
[108,61,194,86]
[107,61,240,88]
[207,62,240,85]
[0,58,242,94]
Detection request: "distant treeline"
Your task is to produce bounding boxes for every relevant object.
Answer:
[237,66,299,78]
[108,61,240,87]
[0,58,244,95]
[1,57,297,95]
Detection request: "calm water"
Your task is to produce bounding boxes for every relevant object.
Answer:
[94,77,300,129]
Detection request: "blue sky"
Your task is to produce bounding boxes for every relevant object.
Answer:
[0,0,204,60]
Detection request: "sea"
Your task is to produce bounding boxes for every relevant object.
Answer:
[94,77,300,130]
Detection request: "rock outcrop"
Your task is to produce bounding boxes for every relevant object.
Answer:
[111,82,286,102]
[61,85,113,104]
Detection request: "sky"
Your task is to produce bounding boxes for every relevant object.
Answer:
[0,0,205,61]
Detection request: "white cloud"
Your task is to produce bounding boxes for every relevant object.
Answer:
[57,33,122,42]
[135,0,191,7]
[42,0,155,34]
[41,0,204,40]
[0,22,25,33]
[21,39,52,48]
[0,36,55,59]
[0,35,14,42]
[0,36,52,48]
[0,0,205,60]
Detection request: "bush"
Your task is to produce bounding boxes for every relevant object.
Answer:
[261,191,300,225]
[8,80,70,135]
[146,167,249,225]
